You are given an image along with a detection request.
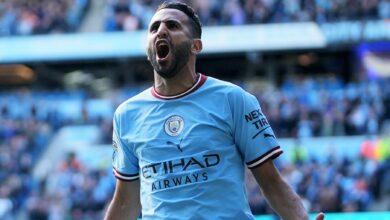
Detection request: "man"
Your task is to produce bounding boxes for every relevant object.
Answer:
[105,2,325,220]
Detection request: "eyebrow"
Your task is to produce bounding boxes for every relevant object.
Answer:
[149,19,182,29]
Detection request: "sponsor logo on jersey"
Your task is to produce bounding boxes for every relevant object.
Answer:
[141,153,221,192]
[166,138,184,152]
[244,108,272,139]
[264,133,275,139]
[164,115,184,137]
[150,172,208,191]
[142,154,220,178]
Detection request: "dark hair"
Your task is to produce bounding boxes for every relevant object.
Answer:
[157,1,202,39]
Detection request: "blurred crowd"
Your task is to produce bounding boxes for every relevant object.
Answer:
[104,0,390,32]
[0,0,89,36]
[251,76,390,138]
[0,90,113,219]
[2,0,390,36]
[25,152,114,220]
[246,147,390,215]
[0,106,52,217]
[1,77,390,219]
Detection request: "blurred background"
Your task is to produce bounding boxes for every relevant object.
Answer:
[0,0,390,219]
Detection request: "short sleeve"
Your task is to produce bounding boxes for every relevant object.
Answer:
[112,111,139,181]
[231,89,283,169]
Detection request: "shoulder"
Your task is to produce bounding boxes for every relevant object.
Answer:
[206,76,257,103]
[205,76,249,96]
[114,87,153,118]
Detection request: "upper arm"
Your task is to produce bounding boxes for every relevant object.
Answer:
[105,179,141,220]
[250,160,290,212]
[112,179,141,206]
[251,157,310,220]
[250,160,284,191]
[229,87,282,168]
[107,109,141,219]
[112,110,140,180]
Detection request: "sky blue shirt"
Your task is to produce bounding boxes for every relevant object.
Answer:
[112,74,282,220]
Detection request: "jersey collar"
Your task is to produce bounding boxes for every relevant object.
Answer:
[151,74,207,100]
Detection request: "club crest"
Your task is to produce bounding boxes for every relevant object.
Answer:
[164,115,184,136]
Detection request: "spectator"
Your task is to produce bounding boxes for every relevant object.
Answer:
[0,0,89,36]
[2,0,390,35]
[1,76,390,219]
[101,0,390,32]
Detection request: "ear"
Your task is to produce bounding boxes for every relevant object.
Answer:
[146,43,151,61]
[191,39,202,55]
[146,48,150,61]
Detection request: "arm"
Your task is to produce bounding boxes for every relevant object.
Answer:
[104,179,141,220]
[251,160,308,220]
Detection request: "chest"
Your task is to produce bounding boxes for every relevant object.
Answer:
[123,100,233,165]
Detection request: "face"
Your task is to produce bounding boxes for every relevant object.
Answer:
[146,9,194,79]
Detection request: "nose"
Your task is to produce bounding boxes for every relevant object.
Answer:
[156,23,168,38]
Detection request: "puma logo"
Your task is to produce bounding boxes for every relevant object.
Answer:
[264,133,275,139]
[166,138,184,152]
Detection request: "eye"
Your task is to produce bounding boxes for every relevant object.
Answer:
[166,21,179,30]
[149,23,159,33]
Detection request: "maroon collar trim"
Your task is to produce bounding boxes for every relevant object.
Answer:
[151,74,207,100]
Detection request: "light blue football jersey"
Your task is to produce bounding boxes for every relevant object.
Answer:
[112,74,283,220]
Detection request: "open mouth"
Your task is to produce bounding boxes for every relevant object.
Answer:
[156,44,170,59]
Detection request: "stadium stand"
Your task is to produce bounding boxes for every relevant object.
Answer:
[1,77,390,219]
[2,0,390,35]
[104,0,390,32]
[0,0,89,36]
[246,149,390,214]
[250,76,390,138]
[1,0,390,219]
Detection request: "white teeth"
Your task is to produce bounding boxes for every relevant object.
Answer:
[156,42,169,59]
[156,39,169,46]
[156,43,168,48]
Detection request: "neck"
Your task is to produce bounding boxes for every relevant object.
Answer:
[154,65,199,96]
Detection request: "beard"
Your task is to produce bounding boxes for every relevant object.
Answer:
[147,40,191,79]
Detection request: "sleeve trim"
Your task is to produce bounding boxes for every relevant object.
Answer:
[114,175,140,182]
[246,146,283,169]
[113,167,139,181]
